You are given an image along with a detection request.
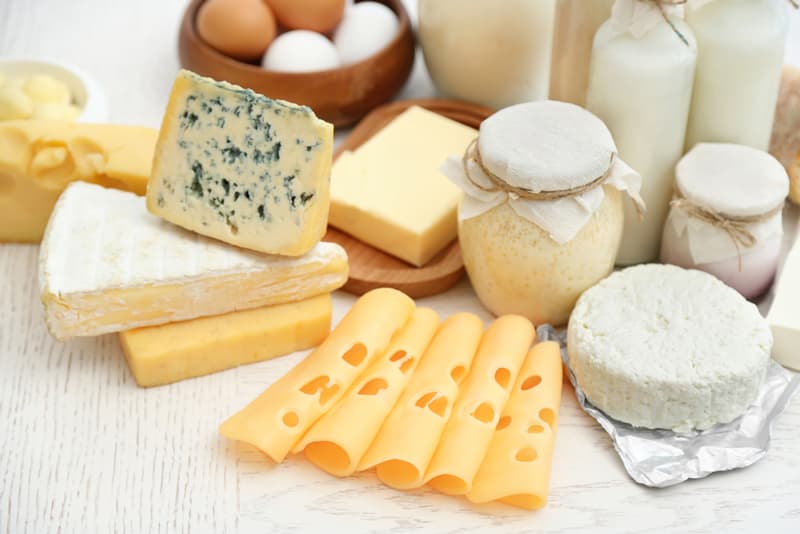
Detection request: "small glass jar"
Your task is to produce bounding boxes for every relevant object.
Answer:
[660,143,789,299]
[418,0,557,110]
[443,101,643,326]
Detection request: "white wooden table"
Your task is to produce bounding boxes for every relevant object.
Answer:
[2,2,799,532]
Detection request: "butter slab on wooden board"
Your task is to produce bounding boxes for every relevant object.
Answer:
[39,182,348,340]
[120,294,332,387]
[0,120,157,242]
[147,70,333,256]
[329,105,477,267]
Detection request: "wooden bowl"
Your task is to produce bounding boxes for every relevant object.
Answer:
[178,0,416,127]
[324,98,494,298]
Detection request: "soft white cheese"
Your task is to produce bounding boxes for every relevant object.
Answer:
[567,264,771,432]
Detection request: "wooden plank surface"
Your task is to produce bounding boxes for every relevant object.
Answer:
[1,1,799,532]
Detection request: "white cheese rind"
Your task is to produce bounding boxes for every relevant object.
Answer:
[147,70,333,256]
[567,264,771,432]
[39,182,348,339]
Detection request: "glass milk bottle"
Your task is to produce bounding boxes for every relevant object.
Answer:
[418,0,557,109]
[586,0,697,265]
[550,0,615,106]
[685,0,790,151]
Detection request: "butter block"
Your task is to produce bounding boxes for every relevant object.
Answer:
[0,120,157,242]
[120,294,332,387]
[39,182,348,340]
[768,227,800,371]
[329,106,477,266]
[147,70,333,256]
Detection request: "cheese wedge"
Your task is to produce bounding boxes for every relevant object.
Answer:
[358,313,484,489]
[119,294,332,387]
[425,315,535,495]
[0,120,157,242]
[295,307,440,476]
[467,341,563,510]
[219,288,415,463]
[147,70,333,256]
[329,106,477,266]
[39,182,348,340]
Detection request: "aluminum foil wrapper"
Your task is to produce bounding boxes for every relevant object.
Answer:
[537,325,800,488]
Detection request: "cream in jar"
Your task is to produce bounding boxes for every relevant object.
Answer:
[442,101,645,326]
[660,143,789,299]
[586,0,697,266]
[549,0,614,106]
[418,0,557,109]
[685,0,790,151]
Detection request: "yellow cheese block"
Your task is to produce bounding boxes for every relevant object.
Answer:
[220,288,415,463]
[467,341,563,510]
[329,106,477,266]
[0,120,157,242]
[119,294,332,387]
[425,315,535,495]
[358,312,484,489]
[295,307,440,476]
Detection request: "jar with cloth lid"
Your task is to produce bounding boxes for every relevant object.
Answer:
[442,101,645,326]
[660,143,789,299]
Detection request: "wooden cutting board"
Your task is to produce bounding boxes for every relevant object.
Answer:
[324,98,493,298]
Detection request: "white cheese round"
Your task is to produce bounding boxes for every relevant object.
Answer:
[567,264,772,432]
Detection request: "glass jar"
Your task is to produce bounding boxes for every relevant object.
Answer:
[660,143,789,299]
[685,0,789,151]
[418,0,557,110]
[442,101,644,326]
[549,0,614,106]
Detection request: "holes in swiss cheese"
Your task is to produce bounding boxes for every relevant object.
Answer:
[539,408,555,428]
[299,375,340,406]
[527,424,545,434]
[450,365,466,384]
[496,415,512,430]
[471,402,495,424]
[282,411,299,428]
[398,357,414,374]
[494,367,511,389]
[389,350,415,374]
[389,351,406,362]
[415,392,448,417]
[521,375,542,391]
[357,378,389,396]
[342,343,368,367]
[515,447,538,462]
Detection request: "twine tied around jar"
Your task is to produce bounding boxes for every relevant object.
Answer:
[670,190,785,271]
[650,0,689,46]
[462,138,643,217]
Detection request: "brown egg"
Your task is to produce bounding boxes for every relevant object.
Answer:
[266,0,346,34]
[197,0,277,62]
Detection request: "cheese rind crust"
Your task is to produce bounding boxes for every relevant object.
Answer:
[147,70,333,256]
[567,264,771,432]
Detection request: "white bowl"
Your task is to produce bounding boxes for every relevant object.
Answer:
[0,57,108,123]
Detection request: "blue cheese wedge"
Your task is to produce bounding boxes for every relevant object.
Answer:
[147,70,333,256]
[567,264,771,433]
[40,182,348,340]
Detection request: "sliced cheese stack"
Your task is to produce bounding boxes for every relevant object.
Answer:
[222,291,564,510]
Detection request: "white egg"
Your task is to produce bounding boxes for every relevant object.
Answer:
[334,2,399,65]
[262,30,341,73]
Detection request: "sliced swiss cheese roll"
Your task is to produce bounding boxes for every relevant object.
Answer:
[294,307,441,476]
[467,341,563,510]
[358,312,484,490]
[219,288,415,463]
[424,315,535,495]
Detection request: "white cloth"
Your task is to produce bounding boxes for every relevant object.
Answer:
[443,153,644,245]
[609,0,685,38]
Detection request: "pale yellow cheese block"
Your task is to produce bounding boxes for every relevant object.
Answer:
[358,312,484,489]
[295,307,440,476]
[219,288,415,463]
[119,294,332,388]
[329,106,477,266]
[424,315,535,495]
[467,341,563,510]
[0,120,156,242]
